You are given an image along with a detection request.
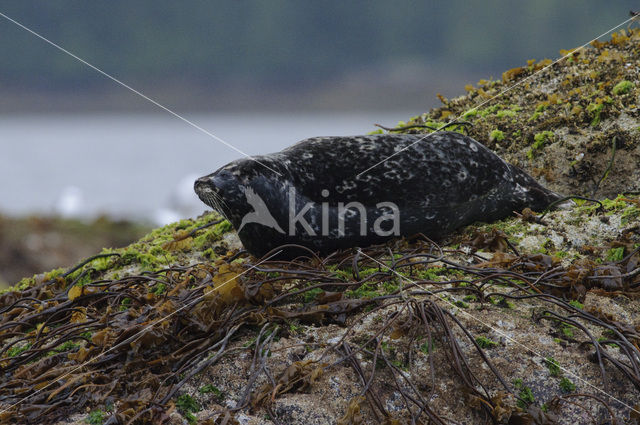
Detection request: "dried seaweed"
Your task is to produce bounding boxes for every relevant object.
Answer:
[1,227,640,424]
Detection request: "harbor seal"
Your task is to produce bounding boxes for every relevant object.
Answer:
[194,132,562,258]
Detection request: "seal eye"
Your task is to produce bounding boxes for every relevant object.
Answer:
[195,169,235,197]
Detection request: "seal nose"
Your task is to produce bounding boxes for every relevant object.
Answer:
[194,176,216,197]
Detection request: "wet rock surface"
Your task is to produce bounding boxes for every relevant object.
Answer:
[1,28,640,425]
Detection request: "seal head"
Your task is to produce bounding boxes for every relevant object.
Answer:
[195,132,562,258]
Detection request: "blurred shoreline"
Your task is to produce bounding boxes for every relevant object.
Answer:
[0,64,478,113]
[0,214,151,288]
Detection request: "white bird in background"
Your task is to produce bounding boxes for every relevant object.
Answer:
[153,174,208,226]
[171,173,203,212]
[53,186,85,218]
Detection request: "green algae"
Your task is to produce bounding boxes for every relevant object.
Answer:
[453,299,469,308]
[193,220,233,250]
[475,336,498,349]
[119,297,132,311]
[545,357,561,377]
[605,247,625,262]
[462,108,479,120]
[621,204,640,225]
[43,268,65,281]
[176,394,200,425]
[346,282,379,299]
[568,300,583,309]
[513,379,535,409]
[561,324,574,339]
[303,288,324,303]
[612,80,633,95]
[586,102,605,126]
[85,410,105,425]
[199,384,223,400]
[574,196,640,226]
[121,247,172,269]
[419,338,435,354]
[496,109,517,119]
[528,104,547,121]
[527,131,554,159]
[559,377,576,393]
[7,342,31,358]
[149,282,166,295]
[490,129,505,142]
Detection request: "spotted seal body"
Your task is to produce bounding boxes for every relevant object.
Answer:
[195,132,561,258]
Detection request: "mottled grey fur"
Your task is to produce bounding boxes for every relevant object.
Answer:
[195,132,561,257]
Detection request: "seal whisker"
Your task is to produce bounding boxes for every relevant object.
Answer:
[213,191,230,209]
[210,192,230,216]
[205,193,222,214]
[212,195,231,222]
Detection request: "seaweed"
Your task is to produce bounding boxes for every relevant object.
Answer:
[1,221,639,423]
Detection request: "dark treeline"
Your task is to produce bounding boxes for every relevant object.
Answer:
[0,1,636,92]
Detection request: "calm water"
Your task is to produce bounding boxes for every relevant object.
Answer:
[0,112,413,224]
